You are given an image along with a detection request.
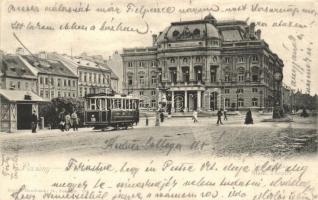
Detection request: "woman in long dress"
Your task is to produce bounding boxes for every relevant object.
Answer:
[244,109,253,124]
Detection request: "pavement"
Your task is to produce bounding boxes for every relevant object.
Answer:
[0,114,316,158]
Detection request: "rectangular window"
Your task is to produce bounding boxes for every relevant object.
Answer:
[45,78,48,85]
[98,74,101,84]
[73,80,76,87]
[238,74,244,82]
[84,72,87,82]
[128,76,133,85]
[139,91,144,96]
[58,91,61,97]
[79,72,82,81]
[68,80,71,86]
[40,77,43,84]
[237,88,244,93]
[225,98,230,107]
[225,57,230,63]
[25,82,29,89]
[224,75,230,82]
[89,73,92,82]
[17,81,20,89]
[40,90,44,97]
[151,90,156,96]
[252,88,258,93]
[51,91,54,98]
[128,62,133,67]
[139,76,145,86]
[224,89,230,94]
[45,90,49,98]
[80,87,83,97]
[64,79,67,86]
[57,79,61,87]
[151,76,156,85]
[51,78,54,85]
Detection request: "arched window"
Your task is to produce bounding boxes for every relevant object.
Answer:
[173,30,179,37]
[252,98,258,106]
[196,56,201,62]
[183,58,188,63]
[170,58,175,63]
[212,56,217,63]
[193,29,200,37]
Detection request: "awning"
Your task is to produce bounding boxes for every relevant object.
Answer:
[0,89,47,102]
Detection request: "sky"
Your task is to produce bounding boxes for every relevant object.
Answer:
[1,0,317,95]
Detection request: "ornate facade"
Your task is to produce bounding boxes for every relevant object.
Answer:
[122,14,284,111]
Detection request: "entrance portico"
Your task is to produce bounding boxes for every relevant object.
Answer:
[168,86,205,112]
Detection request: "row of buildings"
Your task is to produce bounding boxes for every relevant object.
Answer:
[121,14,284,111]
[1,49,120,100]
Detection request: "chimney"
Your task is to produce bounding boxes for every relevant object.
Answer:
[38,51,47,59]
[152,34,157,46]
[255,29,261,40]
[249,23,255,38]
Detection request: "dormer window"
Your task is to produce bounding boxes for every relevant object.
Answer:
[193,29,200,37]
[172,30,179,38]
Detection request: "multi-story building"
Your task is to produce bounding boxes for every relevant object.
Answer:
[20,52,78,100]
[106,51,123,92]
[122,14,284,111]
[54,54,113,97]
[1,54,37,92]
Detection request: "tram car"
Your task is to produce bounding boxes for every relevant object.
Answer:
[84,94,139,130]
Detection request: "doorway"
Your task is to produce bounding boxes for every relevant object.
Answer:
[17,104,32,130]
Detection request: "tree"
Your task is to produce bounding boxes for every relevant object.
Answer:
[39,97,85,129]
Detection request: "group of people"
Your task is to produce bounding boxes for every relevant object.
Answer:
[192,109,254,125]
[59,111,79,131]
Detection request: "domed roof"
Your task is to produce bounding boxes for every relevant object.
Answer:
[156,20,220,44]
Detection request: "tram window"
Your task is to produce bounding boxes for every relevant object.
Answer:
[118,99,122,109]
[96,99,100,110]
[90,99,96,110]
[101,98,106,110]
[106,99,111,110]
[126,100,129,109]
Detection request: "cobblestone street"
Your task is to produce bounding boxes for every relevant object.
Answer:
[1,114,317,158]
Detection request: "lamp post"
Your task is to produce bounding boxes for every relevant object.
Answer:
[236,89,239,111]
[259,90,263,110]
[155,71,161,126]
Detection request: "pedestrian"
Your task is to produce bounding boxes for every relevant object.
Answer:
[71,111,78,131]
[145,114,149,126]
[160,112,164,123]
[31,111,38,133]
[192,110,198,123]
[244,108,254,124]
[223,109,228,121]
[59,111,66,132]
[65,113,71,131]
[216,109,223,125]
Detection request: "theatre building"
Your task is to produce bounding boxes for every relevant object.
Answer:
[122,14,284,112]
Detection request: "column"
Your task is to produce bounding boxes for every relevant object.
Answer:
[190,57,194,81]
[171,91,175,112]
[184,90,188,112]
[197,90,201,111]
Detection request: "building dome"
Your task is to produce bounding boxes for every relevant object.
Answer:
[156,18,220,44]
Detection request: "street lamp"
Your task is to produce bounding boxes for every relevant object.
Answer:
[259,90,263,110]
[155,71,161,126]
[236,89,239,111]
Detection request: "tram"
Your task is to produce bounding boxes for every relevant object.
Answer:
[84,93,139,130]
